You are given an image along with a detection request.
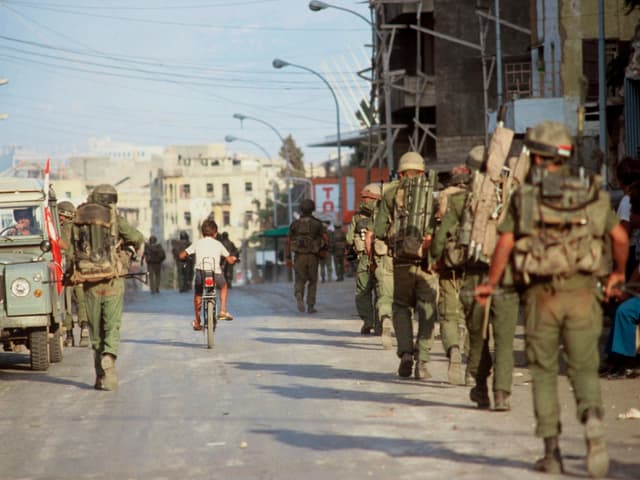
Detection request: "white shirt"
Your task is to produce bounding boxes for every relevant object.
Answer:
[185,237,230,274]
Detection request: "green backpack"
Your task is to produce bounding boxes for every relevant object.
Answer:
[70,203,125,284]
[390,171,436,261]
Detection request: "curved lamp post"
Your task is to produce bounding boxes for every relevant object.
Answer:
[308,1,394,177]
[224,134,272,160]
[272,58,343,225]
[233,113,292,225]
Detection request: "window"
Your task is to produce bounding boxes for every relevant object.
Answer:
[223,211,230,226]
[206,183,214,195]
[245,182,253,192]
[180,184,191,199]
[222,183,230,201]
[504,60,532,100]
[244,210,253,224]
[184,212,191,226]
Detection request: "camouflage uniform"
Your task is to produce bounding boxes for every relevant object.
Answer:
[332,226,347,281]
[286,200,327,313]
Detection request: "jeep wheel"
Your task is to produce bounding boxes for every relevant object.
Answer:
[49,327,63,363]
[29,328,50,371]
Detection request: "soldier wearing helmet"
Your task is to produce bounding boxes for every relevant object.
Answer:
[285,198,328,313]
[57,200,89,347]
[373,151,439,380]
[69,184,144,391]
[143,235,166,295]
[172,231,195,292]
[475,121,628,477]
[347,183,383,335]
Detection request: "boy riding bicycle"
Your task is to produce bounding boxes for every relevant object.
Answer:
[178,219,237,331]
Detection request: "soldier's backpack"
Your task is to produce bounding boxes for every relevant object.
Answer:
[512,174,611,284]
[291,216,321,254]
[145,243,166,264]
[389,170,437,260]
[69,202,124,283]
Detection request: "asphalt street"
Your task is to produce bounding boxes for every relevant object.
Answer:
[0,279,639,480]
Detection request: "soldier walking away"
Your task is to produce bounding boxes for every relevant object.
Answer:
[142,235,166,294]
[58,200,89,347]
[319,221,333,282]
[172,231,194,292]
[475,121,628,478]
[67,184,144,391]
[285,199,328,314]
[373,152,438,380]
[219,231,240,288]
[347,183,381,335]
[332,223,347,281]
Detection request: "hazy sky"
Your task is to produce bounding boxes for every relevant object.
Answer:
[0,0,372,164]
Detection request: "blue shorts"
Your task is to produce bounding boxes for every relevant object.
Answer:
[194,269,226,295]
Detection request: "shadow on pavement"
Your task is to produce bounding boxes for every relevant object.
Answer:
[252,336,380,351]
[121,338,200,349]
[0,369,92,390]
[251,428,532,470]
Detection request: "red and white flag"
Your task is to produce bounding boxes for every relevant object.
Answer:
[44,159,63,294]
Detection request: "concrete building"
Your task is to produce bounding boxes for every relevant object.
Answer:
[150,143,285,251]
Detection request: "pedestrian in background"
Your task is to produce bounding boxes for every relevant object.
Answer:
[172,231,194,292]
[143,235,166,294]
[219,231,240,288]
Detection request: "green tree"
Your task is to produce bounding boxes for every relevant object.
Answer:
[279,135,305,175]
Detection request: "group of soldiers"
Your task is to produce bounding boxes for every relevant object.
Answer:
[287,120,626,478]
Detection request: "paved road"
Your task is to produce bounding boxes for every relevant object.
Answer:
[0,280,638,479]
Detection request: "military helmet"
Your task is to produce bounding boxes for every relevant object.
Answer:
[524,121,573,159]
[397,152,425,173]
[149,235,157,244]
[300,198,315,214]
[90,184,118,205]
[57,201,76,219]
[466,145,485,171]
[361,183,382,200]
[179,231,189,241]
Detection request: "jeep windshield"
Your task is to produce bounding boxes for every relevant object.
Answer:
[0,205,45,240]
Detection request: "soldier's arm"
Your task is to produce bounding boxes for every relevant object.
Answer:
[373,196,391,239]
[346,217,356,244]
[117,216,144,249]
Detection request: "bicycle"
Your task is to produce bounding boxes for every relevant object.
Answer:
[201,258,217,349]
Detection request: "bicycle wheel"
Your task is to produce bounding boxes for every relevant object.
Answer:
[206,299,215,349]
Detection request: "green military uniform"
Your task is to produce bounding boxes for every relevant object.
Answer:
[70,184,144,391]
[332,225,347,281]
[143,236,166,294]
[172,233,194,292]
[500,178,616,435]
[287,205,326,313]
[374,175,437,379]
[319,222,333,282]
[59,209,89,347]
[347,203,376,334]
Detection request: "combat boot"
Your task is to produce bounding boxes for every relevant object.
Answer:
[533,436,564,474]
[94,352,105,390]
[296,297,305,313]
[380,316,393,350]
[583,408,609,478]
[64,329,75,348]
[307,306,318,314]
[414,360,432,381]
[469,384,490,409]
[493,390,511,411]
[100,353,118,391]
[398,352,414,378]
[360,325,373,335]
[79,322,90,347]
[447,346,465,385]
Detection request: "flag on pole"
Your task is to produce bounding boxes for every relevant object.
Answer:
[43,159,63,294]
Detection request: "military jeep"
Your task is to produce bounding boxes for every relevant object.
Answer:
[0,177,66,371]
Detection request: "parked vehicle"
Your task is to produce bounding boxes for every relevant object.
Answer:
[0,177,66,370]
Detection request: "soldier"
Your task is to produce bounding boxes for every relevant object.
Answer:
[318,221,333,282]
[285,199,328,313]
[69,184,144,391]
[366,182,395,347]
[332,222,347,281]
[142,235,166,294]
[347,183,382,335]
[373,152,438,379]
[475,121,628,477]
[58,200,89,347]
[172,231,194,292]
[219,231,240,288]
[431,158,480,386]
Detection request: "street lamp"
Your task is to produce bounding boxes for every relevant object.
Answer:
[232,113,293,226]
[272,58,343,225]
[308,1,394,177]
[224,135,272,160]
